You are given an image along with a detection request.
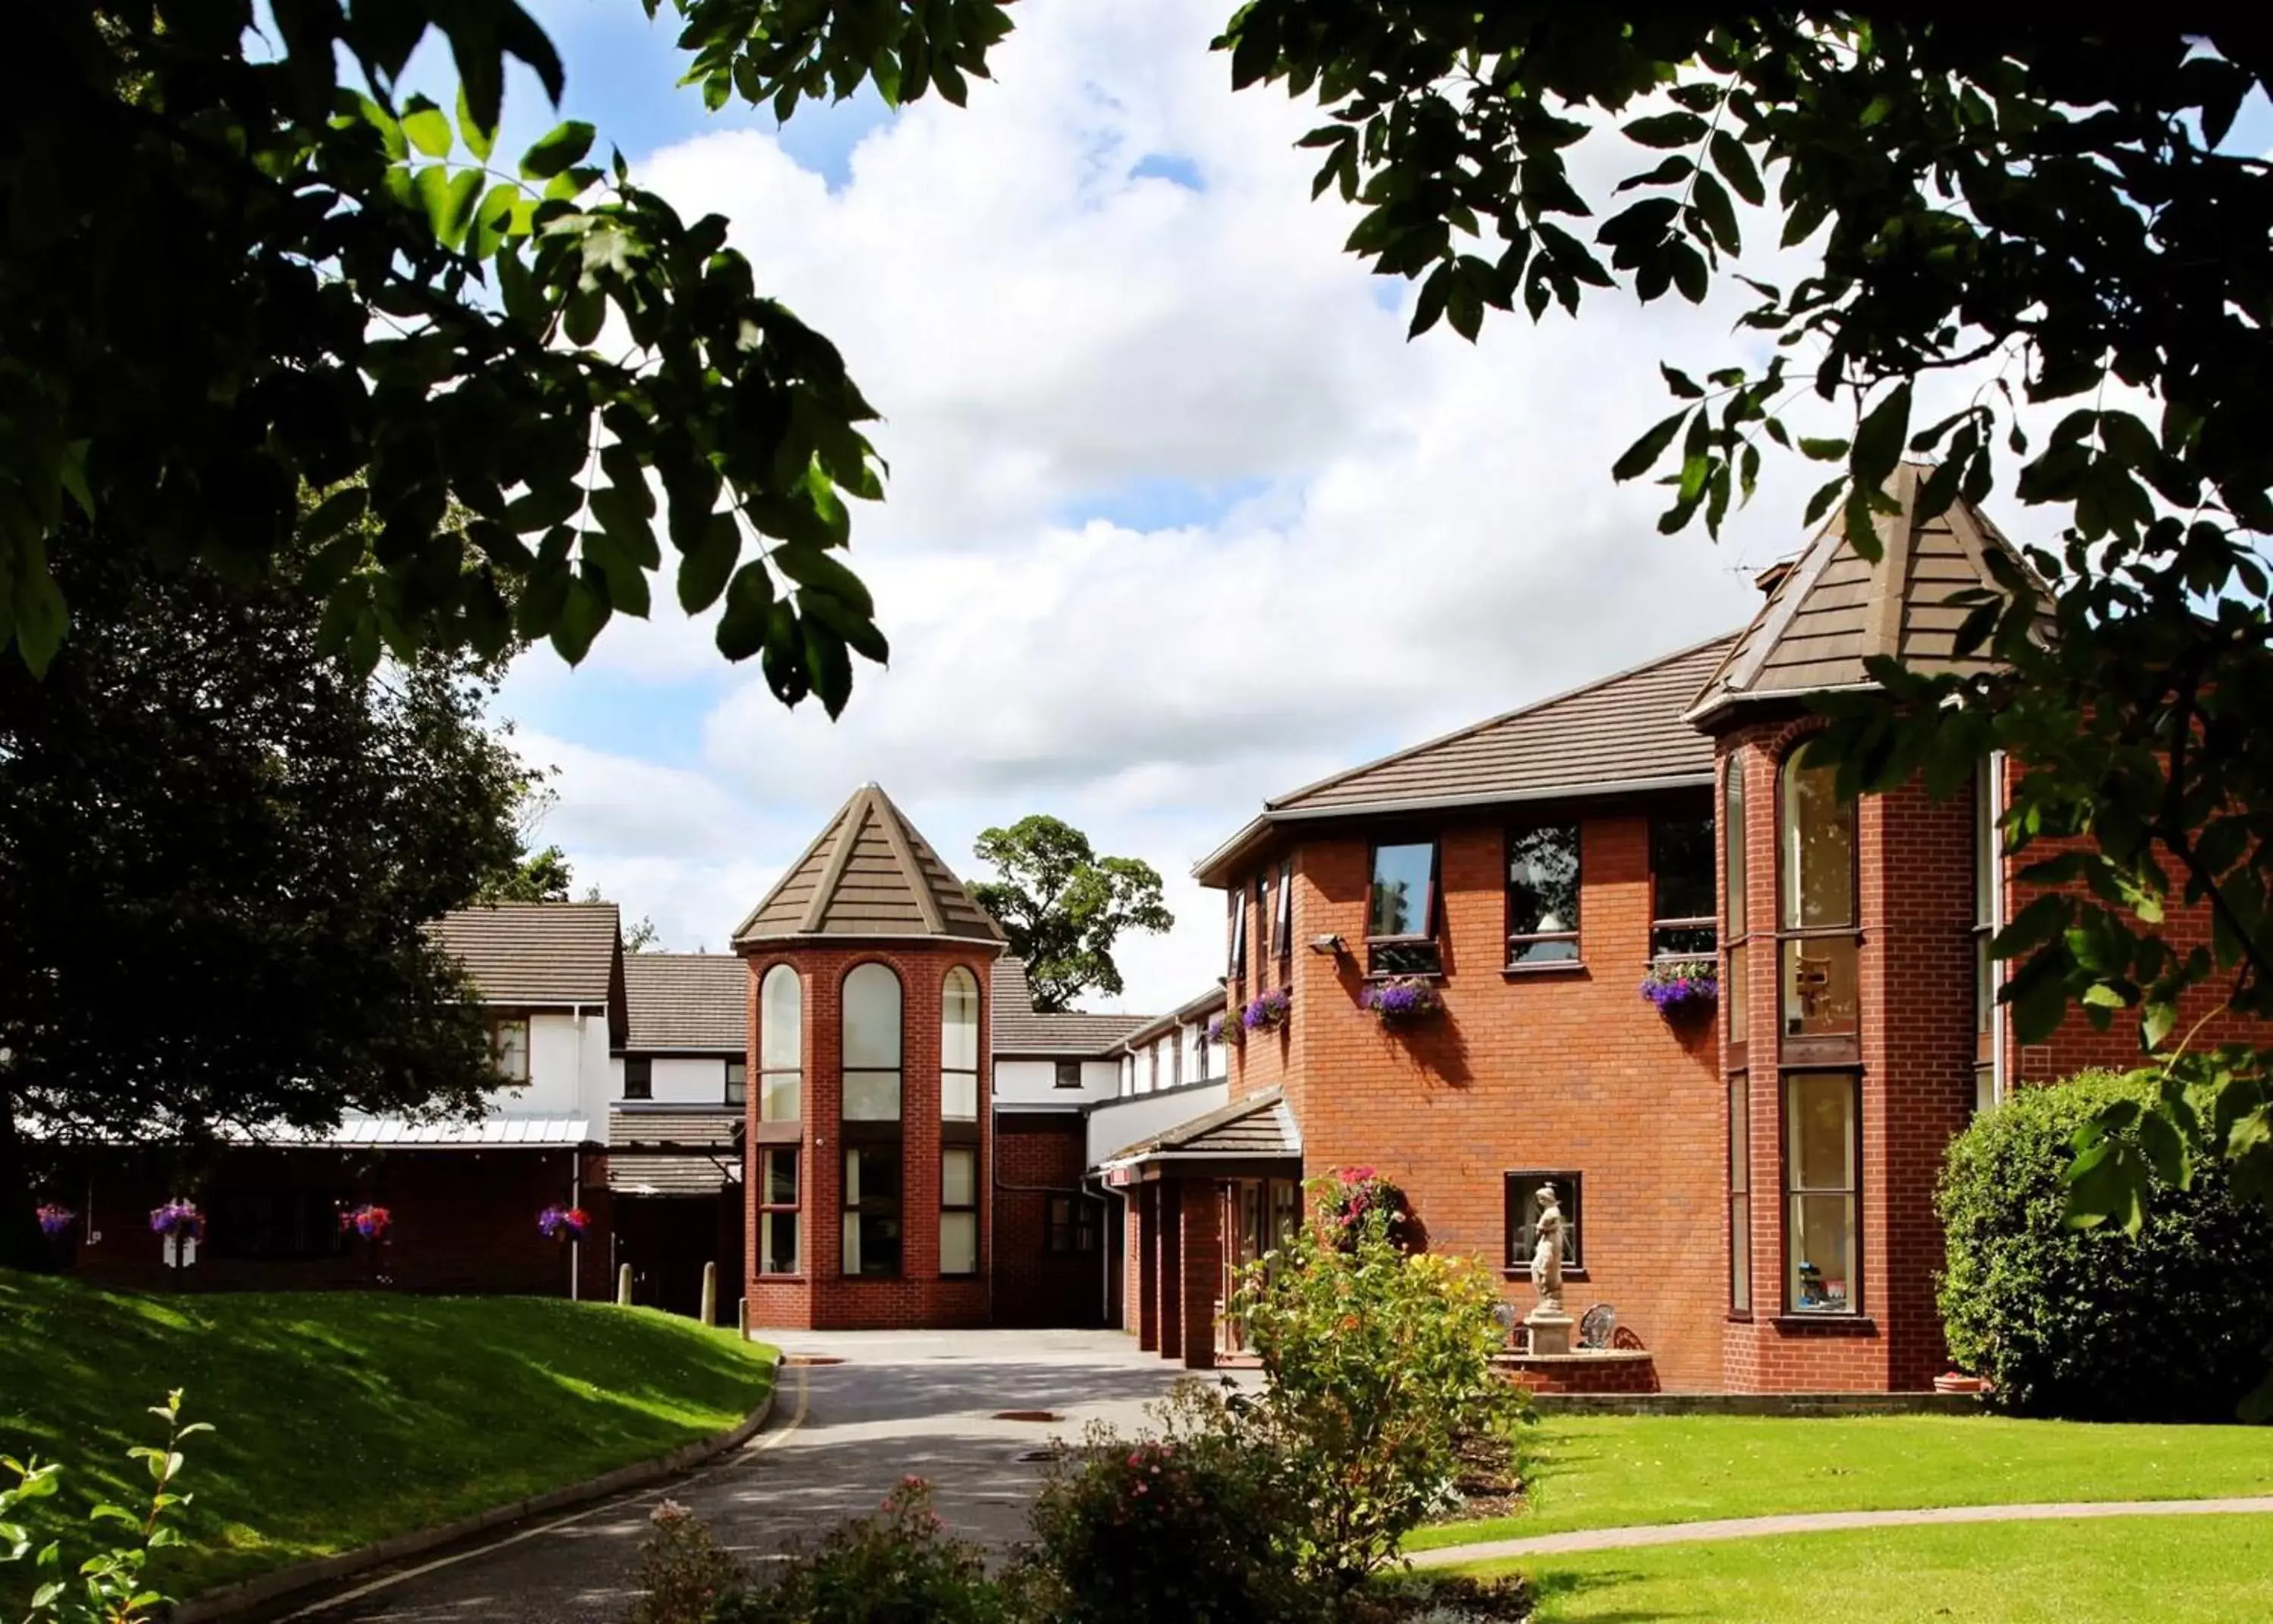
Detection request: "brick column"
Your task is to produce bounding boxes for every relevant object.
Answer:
[1180,1180,1223,1369]
[1133,1185,1158,1352]
[1156,1181,1183,1361]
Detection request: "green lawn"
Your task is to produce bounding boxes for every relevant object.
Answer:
[1411,1413,2273,1551]
[0,1271,776,1602]
[1452,1514,2273,1622]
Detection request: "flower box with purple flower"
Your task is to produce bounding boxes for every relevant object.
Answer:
[1640,958,1718,1015]
[538,1204,592,1241]
[149,1200,204,1240]
[1242,987,1291,1033]
[36,1204,75,1238]
[340,1204,393,1241]
[1362,976,1443,1026]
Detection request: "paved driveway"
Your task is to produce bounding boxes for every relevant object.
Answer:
[277,1329,1193,1624]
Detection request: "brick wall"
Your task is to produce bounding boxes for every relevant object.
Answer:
[993,1112,1106,1327]
[1227,793,1727,1391]
[740,941,999,1332]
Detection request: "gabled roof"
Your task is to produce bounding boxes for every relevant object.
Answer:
[432,902,622,1006]
[1194,636,1735,885]
[733,784,1008,948]
[1119,984,1233,1048]
[1687,461,2040,726]
[623,953,746,1053]
[1099,1087,1300,1166]
[990,957,1155,1057]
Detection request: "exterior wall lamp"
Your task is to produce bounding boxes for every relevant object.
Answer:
[1308,933,1346,955]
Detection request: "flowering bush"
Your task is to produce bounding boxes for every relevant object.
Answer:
[627,1499,743,1624]
[1361,976,1443,1026]
[148,1201,202,1240]
[1640,958,1718,1015]
[1230,1180,1534,1595]
[1243,987,1291,1032]
[536,1204,590,1241]
[1021,1385,1313,1624]
[35,1204,74,1238]
[1317,1167,1412,1254]
[713,1478,1013,1624]
[339,1204,392,1241]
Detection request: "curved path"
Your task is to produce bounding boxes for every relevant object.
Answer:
[1409,1494,2273,1567]
[262,1329,1190,1624]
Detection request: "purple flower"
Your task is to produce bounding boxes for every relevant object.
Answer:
[1243,988,1291,1031]
[1640,959,1718,1014]
[36,1204,74,1238]
[1204,1013,1225,1044]
[1361,976,1443,1023]
[149,1200,203,1240]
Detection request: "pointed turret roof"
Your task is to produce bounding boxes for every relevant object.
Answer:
[733,784,1007,948]
[1686,461,2042,728]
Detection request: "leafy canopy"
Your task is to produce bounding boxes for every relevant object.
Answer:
[969,816,1174,1012]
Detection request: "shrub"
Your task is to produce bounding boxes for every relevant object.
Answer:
[627,1500,741,1624]
[1938,1069,2273,1421]
[1021,1383,1316,1624]
[711,1478,1011,1624]
[1231,1176,1534,1594]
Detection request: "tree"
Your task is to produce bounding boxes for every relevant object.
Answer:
[970,817,1173,1011]
[0,534,531,1270]
[584,884,663,952]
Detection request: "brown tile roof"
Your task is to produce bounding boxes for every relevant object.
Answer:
[1102,1087,1300,1164]
[623,954,746,1053]
[1687,462,2042,725]
[990,957,1155,1057]
[605,1154,739,1195]
[431,902,621,1005]
[733,784,1007,948]
[1193,636,1735,883]
[607,1107,743,1148]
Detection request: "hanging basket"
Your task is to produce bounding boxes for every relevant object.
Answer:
[1640,959,1718,1017]
[1362,976,1443,1026]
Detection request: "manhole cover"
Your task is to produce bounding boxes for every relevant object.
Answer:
[992,1409,1064,1423]
[784,1354,845,1367]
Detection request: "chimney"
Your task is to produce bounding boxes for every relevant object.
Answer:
[1753,558,1796,596]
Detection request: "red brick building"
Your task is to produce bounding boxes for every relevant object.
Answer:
[1109,469,2207,1391]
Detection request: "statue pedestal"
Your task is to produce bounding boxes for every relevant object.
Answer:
[1525,1307,1574,1356]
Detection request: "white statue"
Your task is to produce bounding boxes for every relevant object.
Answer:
[1529,1183,1565,1314]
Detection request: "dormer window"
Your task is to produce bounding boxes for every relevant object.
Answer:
[1505,825,1580,967]
[1367,840,1441,976]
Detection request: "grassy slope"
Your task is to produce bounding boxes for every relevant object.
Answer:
[1410,1413,2273,1550]
[0,1272,776,1600]
[1458,1514,2273,1623]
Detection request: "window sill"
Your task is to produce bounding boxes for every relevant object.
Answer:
[1502,961,1587,980]
[1725,1310,1755,1324]
[1362,969,1444,984]
[755,1273,807,1282]
[1771,1313,1877,1335]
[1502,1266,1589,1282]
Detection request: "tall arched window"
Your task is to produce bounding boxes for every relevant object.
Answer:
[842,963,903,1121]
[841,963,904,1278]
[758,965,802,1123]
[1778,742,1858,1045]
[941,967,980,1121]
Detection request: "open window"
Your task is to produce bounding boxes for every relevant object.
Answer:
[1368,839,1441,976]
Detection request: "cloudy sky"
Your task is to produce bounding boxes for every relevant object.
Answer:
[468,2,2265,1013]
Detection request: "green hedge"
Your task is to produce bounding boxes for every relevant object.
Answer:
[1937,1071,2273,1421]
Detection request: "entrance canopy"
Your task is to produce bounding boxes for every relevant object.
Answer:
[1098,1087,1302,1184]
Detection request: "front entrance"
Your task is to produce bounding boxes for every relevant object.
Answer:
[1218,1176,1303,1357]
[612,1193,742,1322]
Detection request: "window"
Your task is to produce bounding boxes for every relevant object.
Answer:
[1054,1060,1083,1091]
[1779,743,1859,1047]
[724,1060,747,1107]
[1368,840,1441,975]
[1974,764,1998,1113]
[1724,751,1749,1045]
[205,1191,351,1261]
[1148,1044,1160,1091]
[1227,885,1248,985]
[1503,1173,1583,1272]
[491,1016,530,1083]
[758,965,802,1123]
[1728,1074,1751,1313]
[842,1144,902,1276]
[940,1148,979,1275]
[622,1056,653,1101]
[1505,826,1580,966]
[1255,868,1274,984]
[1272,859,1293,967]
[1651,813,1717,959]
[841,963,903,1121]
[1195,1023,1212,1081]
[942,967,980,1121]
[1046,1195,1100,1254]
[758,1148,799,1275]
[1169,1033,1183,1088]
[1785,1072,1859,1313]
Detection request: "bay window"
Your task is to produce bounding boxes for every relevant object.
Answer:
[841,963,903,1121]
[1784,1071,1859,1313]
[758,965,802,1123]
[940,1148,979,1276]
[941,967,980,1122]
[840,962,903,1278]
[1974,764,1999,1113]
[1779,743,1859,1054]
[758,1148,799,1275]
[1368,839,1441,975]
[842,1144,902,1276]
[1724,751,1749,1048]
[1505,825,1580,966]
[1728,1074,1750,1313]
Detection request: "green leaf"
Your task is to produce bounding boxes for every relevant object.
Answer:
[1709,131,1765,207]
[714,562,775,660]
[520,121,597,182]
[1623,111,1709,149]
[1852,381,1913,486]
[401,96,453,160]
[455,84,496,163]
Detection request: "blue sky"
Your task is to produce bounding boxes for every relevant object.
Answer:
[408,5,2262,1012]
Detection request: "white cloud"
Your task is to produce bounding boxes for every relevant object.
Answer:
[502,0,2064,1010]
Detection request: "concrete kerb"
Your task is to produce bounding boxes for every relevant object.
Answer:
[167,1350,786,1624]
